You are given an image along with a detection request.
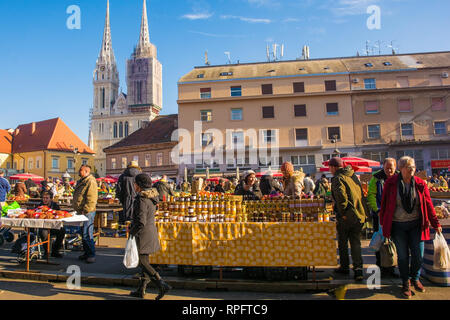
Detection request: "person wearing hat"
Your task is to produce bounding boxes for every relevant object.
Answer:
[116,161,142,224]
[129,173,171,300]
[329,157,368,281]
[280,162,305,198]
[234,170,262,200]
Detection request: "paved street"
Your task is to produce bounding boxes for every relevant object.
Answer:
[0,274,449,300]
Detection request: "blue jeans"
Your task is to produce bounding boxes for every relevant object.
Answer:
[391,219,424,283]
[82,212,96,258]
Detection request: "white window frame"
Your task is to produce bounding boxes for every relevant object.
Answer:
[364,78,377,90]
[401,123,414,137]
[231,108,243,121]
[111,158,117,170]
[367,124,381,139]
[200,110,212,122]
[434,121,447,135]
[157,153,163,166]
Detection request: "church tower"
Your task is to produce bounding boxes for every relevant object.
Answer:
[126,0,162,117]
[91,0,119,176]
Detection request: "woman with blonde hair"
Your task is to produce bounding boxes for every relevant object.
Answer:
[280,162,305,198]
[380,156,442,299]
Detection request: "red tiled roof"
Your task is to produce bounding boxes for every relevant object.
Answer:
[104,114,178,151]
[0,130,12,154]
[12,118,94,154]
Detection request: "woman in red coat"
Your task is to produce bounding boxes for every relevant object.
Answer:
[380,156,442,299]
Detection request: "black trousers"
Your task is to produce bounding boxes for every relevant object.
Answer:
[138,254,160,280]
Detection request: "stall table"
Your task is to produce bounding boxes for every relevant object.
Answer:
[1,215,88,272]
[149,222,337,269]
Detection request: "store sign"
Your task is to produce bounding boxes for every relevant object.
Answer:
[431,160,450,168]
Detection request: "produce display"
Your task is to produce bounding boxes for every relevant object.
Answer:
[435,203,450,220]
[7,194,30,202]
[7,206,73,220]
[430,186,449,193]
[156,193,329,223]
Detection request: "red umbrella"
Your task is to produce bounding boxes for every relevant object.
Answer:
[206,177,228,183]
[97,176,118,183]
[322,157,380,168]
[255,171,283,178]
[9,173,44,182]
[320,165,372,173]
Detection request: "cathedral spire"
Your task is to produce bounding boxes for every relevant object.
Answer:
[133,0,155,58]
[98,0,115,65]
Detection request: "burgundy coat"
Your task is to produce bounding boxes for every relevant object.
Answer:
[380,175,441,241]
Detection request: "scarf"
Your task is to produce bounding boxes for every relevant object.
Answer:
[397,173,416,214]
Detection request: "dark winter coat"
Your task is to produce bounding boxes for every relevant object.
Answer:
[116,167,141,221]
[130,188,162,255]
[259,175,282,195]
[153,180,174,201]
[331,166,369,224]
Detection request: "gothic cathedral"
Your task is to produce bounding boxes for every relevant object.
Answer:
[89,0,162,177]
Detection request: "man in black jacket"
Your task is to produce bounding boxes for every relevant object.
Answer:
[117,161,142,224]
[153,175,175,201]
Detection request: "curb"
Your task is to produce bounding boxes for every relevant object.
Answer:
[0,270,347,293]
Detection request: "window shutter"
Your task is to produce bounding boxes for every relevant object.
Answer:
[262,84,273,95]
[325,80,337,91]
[262,106,274,118]
[293,82,305,93]
[398,99,412,112]
[294,105,307,117]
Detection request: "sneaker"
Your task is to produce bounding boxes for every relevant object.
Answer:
[78,254,88,261]
[402,280,412,299]
[334,267,350,275]
[413,280,426,293]
[354,269,364,282]
[86,257,96,264]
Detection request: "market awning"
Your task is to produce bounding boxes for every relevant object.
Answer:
[255,171,283,178]
[9,173,44,182]
[322,157,380,168]
[320,165,373,173]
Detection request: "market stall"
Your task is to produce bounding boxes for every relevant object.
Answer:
[1,209,88,272]
[149,193,337,272]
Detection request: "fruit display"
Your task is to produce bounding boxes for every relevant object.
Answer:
[430,187,449,193]
[7,194,30,202]
[7,206,73,220]
[430,187,450,199]
[435,203,450,220]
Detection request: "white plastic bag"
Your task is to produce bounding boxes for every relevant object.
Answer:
[123,236,139,269]
[369,226,384,252]
[433,232,450,270]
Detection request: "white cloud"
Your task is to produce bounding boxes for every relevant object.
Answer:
[247,0,280,7]
[182,12,213,20]
[326,0,380,16]
[221,15,272,24]
[188,31,247,38]
[283,18,301,23]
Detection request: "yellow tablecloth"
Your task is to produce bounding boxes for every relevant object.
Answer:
[149,222,337,267]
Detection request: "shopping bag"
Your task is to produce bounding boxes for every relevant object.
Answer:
[380,239,397,267]
[433,232,450,270]
[369,226,384,252]
[123,236,139,269]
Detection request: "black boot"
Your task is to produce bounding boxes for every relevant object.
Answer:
[130,277,150,299]
[150,275,172,300]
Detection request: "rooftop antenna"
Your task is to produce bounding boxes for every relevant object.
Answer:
[273,43,278,61]
[280,44,284,60]
[365,40,370,56]
[356,50,360,57]
[224,51,231,64]
[205,50,210,66]
[302,45,310,60]
[266,44,270,62]
[387,41,398,55]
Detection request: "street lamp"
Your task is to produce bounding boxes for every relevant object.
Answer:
[70,146,79,182]
[331,135,341,157]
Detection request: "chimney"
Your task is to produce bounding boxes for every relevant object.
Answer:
[31,122,36,135]
[15,128,20,136]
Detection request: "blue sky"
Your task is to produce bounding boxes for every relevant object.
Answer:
[1,0,449,143]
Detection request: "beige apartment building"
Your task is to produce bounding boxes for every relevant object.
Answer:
[104,115,178,179]
[177,51,450,176]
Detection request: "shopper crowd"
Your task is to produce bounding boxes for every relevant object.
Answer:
[0,153,446,300]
